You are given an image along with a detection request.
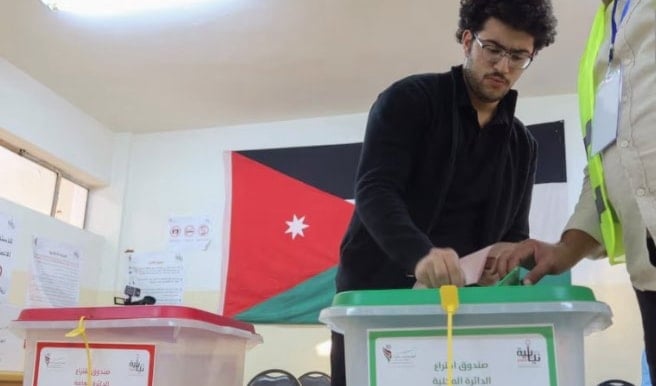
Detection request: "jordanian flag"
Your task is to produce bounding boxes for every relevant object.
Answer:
[224,121,568,324]
[224,144,360,323]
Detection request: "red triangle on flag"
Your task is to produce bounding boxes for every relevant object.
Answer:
[224,152,354,317]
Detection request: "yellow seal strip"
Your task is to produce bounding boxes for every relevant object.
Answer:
[440,285,459,386]
[65,316,92,386]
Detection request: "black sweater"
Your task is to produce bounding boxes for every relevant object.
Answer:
[336,66,537,292]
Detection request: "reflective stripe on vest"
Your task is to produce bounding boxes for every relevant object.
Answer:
[578,2,625,263]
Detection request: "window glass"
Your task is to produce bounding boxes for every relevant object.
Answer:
[54,177,88,228]
[0,145,56,216]
[0,143,89,229]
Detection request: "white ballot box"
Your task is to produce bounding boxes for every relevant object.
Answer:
[319,286,612,386]
[12,305,262,386]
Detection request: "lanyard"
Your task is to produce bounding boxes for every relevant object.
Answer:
[609,0,632,62]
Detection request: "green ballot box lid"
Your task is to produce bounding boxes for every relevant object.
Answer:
[331,285,596,307]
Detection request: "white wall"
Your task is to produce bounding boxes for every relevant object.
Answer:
[85,132,133,295]
[0,58,114,187]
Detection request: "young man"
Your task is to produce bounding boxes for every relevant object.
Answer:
[495,0,656,379]
[331,1,557,384]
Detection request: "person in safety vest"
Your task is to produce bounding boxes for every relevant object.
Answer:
[494,0,656,379]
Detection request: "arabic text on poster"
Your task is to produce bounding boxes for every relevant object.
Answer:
[0,212,17,304]
[27,237,81,307]
[128,251,184,305]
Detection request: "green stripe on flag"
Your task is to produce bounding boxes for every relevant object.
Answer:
[235,267,337,324]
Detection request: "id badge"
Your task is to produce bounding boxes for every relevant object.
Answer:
[591,67,623,156]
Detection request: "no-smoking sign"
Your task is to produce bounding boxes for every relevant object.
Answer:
[170,225,181,238]
[184,225,195,237]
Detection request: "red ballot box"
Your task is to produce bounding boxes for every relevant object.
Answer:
[12,305,262,386]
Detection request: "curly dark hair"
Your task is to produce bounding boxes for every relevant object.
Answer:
[455,0,557,52]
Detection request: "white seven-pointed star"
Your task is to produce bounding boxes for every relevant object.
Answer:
[285,214,310,240]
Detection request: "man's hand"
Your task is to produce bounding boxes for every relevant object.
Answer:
[495,232,597,285]
[494,239,560,284]
[414,247,465,288]
[475,242,516,286]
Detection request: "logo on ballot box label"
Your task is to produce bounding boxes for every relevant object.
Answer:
[516,339,543,367]
[43,351,67,369]
[381,344,418,367]
[128,354,146,374]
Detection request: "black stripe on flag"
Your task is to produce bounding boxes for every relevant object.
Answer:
[237,120,566,198]
[528,120,566,184]
[238,143,362,200]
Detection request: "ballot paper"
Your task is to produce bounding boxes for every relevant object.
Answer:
[413,246,493,288]
[459,246,493,285]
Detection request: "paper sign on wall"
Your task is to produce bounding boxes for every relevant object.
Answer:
[167,215,212,251]
[0,212,17,304]
[27,237,81,307]
[128,251,184,305]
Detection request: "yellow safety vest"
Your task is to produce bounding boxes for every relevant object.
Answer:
[577,2,625,263]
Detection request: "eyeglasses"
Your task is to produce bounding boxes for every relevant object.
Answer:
[473,34,534,70]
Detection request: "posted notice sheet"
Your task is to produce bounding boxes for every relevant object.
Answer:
[0,212,17,304]
[128,251,184,305]
[27,237,81,307]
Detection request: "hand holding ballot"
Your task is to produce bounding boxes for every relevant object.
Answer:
[414,242,519,288]
[414,247,466,288]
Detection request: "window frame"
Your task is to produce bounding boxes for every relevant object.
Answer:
[0,138,90,228]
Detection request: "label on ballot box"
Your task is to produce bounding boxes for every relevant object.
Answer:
[33,342,155,386]
[369,326,555,386]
